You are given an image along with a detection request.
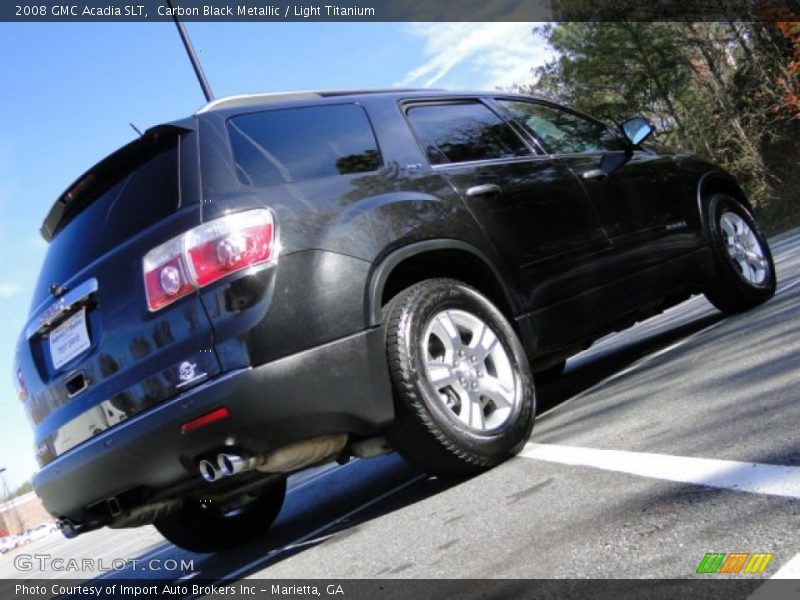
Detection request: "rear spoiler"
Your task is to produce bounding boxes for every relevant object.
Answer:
[40,122,193,242]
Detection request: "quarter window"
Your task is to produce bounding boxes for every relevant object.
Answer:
[406,102,530,165]
[228,104,381,187]
[497,100,625,155]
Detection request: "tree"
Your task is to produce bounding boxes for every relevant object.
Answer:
[4,480,32,501]
[517,18,800,232]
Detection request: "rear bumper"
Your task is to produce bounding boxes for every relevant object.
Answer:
[34,327,394,523]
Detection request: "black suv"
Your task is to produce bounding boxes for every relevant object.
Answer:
[14,90,775,552]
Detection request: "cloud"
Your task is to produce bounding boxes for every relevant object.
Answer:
[396,23,554,90]
[0,283,21,299]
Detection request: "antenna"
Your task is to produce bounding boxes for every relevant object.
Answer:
[164,0,214,102]
[129,123,144,136]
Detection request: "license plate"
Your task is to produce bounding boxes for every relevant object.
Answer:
[49,308,91,370]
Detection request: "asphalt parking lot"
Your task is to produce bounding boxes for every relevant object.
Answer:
[2,229,799,592]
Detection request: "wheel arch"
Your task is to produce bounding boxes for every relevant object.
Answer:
[697,171,754,234]
[366,240,522,329]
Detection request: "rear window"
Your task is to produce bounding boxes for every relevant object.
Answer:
[228,104,381,187]
[32,146,179,307]
[406,102,530,165]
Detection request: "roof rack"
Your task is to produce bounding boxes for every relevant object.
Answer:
[196,92,322,114]
[195,88,441,114]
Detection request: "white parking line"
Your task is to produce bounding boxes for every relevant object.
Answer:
[765,552,800,579]
[520,443,800,499]
[747,552,800,599]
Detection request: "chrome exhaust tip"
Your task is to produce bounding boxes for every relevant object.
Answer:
[198,459,221,482]
[217,453,249,477]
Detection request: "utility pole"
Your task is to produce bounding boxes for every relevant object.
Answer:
[165,0,214,102]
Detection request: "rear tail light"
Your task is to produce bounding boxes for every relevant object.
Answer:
[143,209,276,311]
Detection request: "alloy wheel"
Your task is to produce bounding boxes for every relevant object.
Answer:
[421,309,518,432]
[719,210,769,285]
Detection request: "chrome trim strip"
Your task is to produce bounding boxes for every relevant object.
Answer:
[26,278,98,339]
[428,150,650,170]
[41,368,251,468]
[430,155,549,170]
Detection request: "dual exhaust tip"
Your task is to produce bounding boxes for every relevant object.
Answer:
[198,453,248,482]
[196,434,350,483]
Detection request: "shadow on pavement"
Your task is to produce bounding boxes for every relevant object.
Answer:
[96,453,460,585]
[536,311,724,414]
[96,300,739,586]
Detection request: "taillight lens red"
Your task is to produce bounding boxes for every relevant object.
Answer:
[186,213,274,287]
[143,209,276,312]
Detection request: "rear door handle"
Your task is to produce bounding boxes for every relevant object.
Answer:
[466,183,502,197]
[581,169,607,180]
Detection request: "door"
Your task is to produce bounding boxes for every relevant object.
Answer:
[403,99,612,311]
[493,98,702,276]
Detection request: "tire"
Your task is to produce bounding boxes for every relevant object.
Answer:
[383,279,535,476]
[703,193,776,315]
[154,477,286,553]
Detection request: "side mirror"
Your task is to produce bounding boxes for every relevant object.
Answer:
[620,116,654,147]
[599,152,630,176]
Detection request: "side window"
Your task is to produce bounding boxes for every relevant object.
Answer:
[227,104,381,187]
[406,102,531,165]
[497,100,625,155]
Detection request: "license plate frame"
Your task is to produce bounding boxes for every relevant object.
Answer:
[49,308,91,370]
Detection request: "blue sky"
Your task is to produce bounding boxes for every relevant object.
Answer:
[0,22,551,491]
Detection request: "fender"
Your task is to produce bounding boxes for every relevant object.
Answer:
[365,239,521,327]
[696,170,753,236]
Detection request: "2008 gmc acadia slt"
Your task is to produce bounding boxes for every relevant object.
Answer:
[13,90,775,552]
